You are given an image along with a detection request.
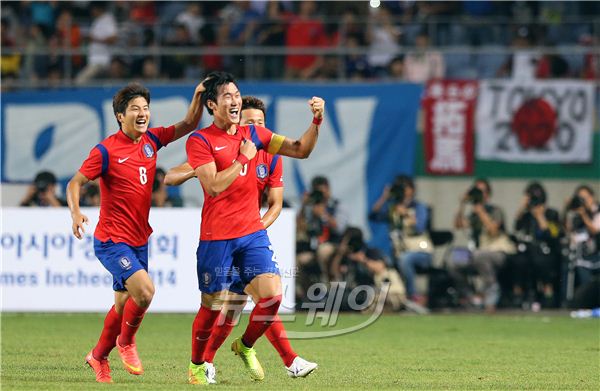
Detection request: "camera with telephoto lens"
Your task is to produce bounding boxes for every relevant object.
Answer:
[526,183,546,208]
[389,180,406,204]
[568,196,585,211]
[344,227,364,253]
[308,189,325,205]
[466,186,484,204]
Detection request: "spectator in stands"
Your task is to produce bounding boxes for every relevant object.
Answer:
[564,185,600,288]
[454,178,514,312]
[20,171,67,207]
[403,31,445,82]
[81,182,101,207]
[175,3,204,43]
[367,5,401,78]
[55,8,82,72]
[284,1,326,79]
[1,18,20,84]
[106,57,129,79]
[511,182,562,308]
[23,23,49,82]
[297,175,347,283]
[152,168,183,207]
[387,55,404,79]
[256,1,292,79]
[496,26,539,80]
[75,1,117,85]
[162,23,193,79]
[369,175,432,304]
[344,33,371,80]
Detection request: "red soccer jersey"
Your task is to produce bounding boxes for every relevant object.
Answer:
[255,151,283,205]
[186,123,281,240]
[79,126,175,246]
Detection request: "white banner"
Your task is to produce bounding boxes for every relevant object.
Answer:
[476,80,594,162]
[0,208,295,313]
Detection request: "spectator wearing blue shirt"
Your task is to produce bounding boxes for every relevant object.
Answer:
[370,175,433,302]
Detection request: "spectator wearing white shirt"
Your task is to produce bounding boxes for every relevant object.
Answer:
[76,2,117,85]
[403,31,445,82]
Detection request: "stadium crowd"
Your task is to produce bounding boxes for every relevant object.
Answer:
[1,1,598,88]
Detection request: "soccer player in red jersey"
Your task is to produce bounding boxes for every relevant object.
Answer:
[165,96,318,382]
[66,81,206,383]
[184,72,324,384]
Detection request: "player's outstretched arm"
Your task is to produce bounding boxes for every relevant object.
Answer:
[164,162,195,186]
[67,171,90,240]
[172,80,209,141]
[276,97,324,159]
[261,187,283,229]
[196,140,257,197]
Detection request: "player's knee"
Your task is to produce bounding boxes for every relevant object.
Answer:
[136,285,155,308]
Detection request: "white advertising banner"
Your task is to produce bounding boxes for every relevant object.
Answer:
[476,79,595,162]
[0,208,296,313]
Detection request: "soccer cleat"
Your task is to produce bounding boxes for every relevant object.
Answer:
[286,356,318,378]
[205,362,217,384]
[188,361,209,385]
[85,350,113,383]
[231,337,264,381]
[116,336,144,375]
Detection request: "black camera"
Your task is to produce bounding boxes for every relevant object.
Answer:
[389,181,405,204]
[467,186,484,204]
[344,227,364,253]
[568,196,585,210]
[308,189,325,205]
[526,183,546,208]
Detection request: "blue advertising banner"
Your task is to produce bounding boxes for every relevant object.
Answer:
[1,82,422,253]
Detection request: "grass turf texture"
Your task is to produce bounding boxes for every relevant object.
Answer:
[1,312,598,390]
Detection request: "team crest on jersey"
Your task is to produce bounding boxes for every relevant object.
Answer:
[256,164,268,179]
[202,272,211,286]
[143,143,154,158]
[119,257,132,270]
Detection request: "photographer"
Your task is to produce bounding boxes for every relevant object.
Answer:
[454,178,514,311]
[512,182,562,308]
[564,185,600,288]
[297,175,347,282]
[369,175,432,303]
[330,227,406,311]
[20,170,67,207]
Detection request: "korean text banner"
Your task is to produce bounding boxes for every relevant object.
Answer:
[0,208,295,312]
[1,83,423,251]
[475,79,595,163]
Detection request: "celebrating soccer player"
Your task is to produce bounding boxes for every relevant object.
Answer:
[165,96,318,383]
[66,80,206,383]
[184,72,324,384]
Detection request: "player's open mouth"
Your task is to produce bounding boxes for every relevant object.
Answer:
[136,119,146,125]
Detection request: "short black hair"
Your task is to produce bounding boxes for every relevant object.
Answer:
[112,82,150,128]
[575,184,595,197]
[311,176,329,189]
[201,71,238,115]
[394,174,415,190]
[242,96,266,116]
[34,171,57,190]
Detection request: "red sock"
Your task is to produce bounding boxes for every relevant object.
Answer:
[191,306,221,364]
[265,315,297,367]
[93,305,122,360]
[204,313,236,363]
[242,295,282,348]
[119,298,147,346]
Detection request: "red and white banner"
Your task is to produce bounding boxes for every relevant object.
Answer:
[422,80,477,175]
[476,80,594,163]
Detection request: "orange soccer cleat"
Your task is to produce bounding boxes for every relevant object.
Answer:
[116,336,144,375]
[85,350,113,383]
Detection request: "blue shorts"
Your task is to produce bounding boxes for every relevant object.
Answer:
[196,230,279,294]
[94,238,149,291]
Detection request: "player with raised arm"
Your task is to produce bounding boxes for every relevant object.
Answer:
[66,81,206,383]
[165,96,317,382]
[185,72,323,384]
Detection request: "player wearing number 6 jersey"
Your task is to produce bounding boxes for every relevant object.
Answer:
[185,71,324,384]
[66,81,206,383]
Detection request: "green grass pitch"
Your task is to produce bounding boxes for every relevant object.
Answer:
[1,312,598,390]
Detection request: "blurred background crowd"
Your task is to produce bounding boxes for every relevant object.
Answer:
[1,0,598,89]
